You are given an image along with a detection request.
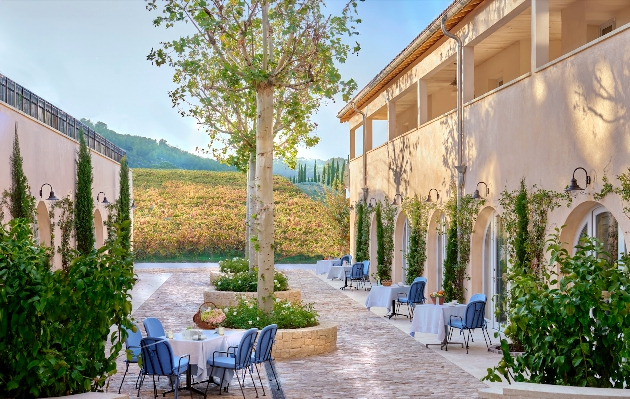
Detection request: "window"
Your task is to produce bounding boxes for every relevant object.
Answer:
[600,19,615,37]
[483,214,508,330]
[575,205,627,259]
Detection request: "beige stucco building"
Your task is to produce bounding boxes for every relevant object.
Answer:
[0,73,127,270]
[339,0,630,330]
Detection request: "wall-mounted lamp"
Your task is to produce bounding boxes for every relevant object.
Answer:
[425,189,439,203]
[472,182,489,200]
[96,191,110,205]
[131,200,136,210]
[367,198,377,211]
[565,167,591,192]
[391,193,404,206]
[39,183,58,201]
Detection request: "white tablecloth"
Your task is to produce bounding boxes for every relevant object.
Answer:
[365,285,409,312]
[316,260,337,275]
[169,329,245,387]
[327,265,351,280]
[409,304,467,341]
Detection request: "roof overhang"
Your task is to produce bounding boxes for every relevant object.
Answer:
[337,0,485,123]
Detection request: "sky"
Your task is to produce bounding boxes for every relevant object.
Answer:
[0,0,452,160]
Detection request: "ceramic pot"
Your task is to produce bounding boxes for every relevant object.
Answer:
[382,280,392,286]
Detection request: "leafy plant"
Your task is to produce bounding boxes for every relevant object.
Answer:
[219,257,250,274]
[75,132,95,256]
[117,156,132,252]
[0,219,135,397]
[214,270,289,293]
[223,296,318,330]
[402,195,433,284]
[49,196,75,271]
[323,181,350,256]
[375,198,397,282]
[354,201,367,261]
[484,233,630,388]
[4,124,35,223]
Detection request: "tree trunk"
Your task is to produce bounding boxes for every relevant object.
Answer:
[247,154,257,271]
[256,84,275,313]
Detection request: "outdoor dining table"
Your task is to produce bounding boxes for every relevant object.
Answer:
[316,259,338,275]
[365,285,409,315]
[409,303,466,348]
[327,265,351,280]
[169,329,246,394]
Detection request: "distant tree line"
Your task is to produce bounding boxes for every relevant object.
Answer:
[291,158,346,187]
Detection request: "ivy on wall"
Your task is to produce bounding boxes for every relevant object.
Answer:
[402,195,433,284]
[374,198,396,282]
[595,168,630,217]
[48,196,75,271]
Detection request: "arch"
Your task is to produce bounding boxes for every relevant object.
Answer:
[468,206,497,301]
[393,210,407,284]
[426,209,446,294]
[559,200,602,254]
[94,209,104,249]
[36,201,51,247]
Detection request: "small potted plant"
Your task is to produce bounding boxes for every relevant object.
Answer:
[430,290,445,305]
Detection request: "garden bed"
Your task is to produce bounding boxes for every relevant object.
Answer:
[272,321,337,360]
[203,287,301,307]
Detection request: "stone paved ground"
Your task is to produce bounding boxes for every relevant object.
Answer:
[107,269,487,398]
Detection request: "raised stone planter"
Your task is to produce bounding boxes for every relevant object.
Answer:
[480,382,630,398]
[203,287,301,307]
[49,393,129,399]
[272,321,337,360]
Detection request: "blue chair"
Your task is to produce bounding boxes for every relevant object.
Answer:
[445,300,488,353]
[343,262,364,290]
[251,324,280,393]
[138,337,191,399]
[205,328,259,399]
[413,276,427,284]
[118,323,143,394]
[361,260,371,290]
[396,280,426,319]
[332,254,352,267]
[143,318,165,338]
[468,293,492,346]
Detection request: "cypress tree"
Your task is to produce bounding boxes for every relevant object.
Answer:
[75,132,95,255]
[117,156,131,251]
[339,160,346,185]
[313,161,317,182]
[354,202,364,261]
[8,123,35,221]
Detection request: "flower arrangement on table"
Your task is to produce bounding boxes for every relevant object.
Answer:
[430,290,445,305]
[201,308,226,326]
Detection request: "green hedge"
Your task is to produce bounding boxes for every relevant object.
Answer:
[223,296,318,329]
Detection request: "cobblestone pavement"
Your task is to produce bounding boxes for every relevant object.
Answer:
[107,268,487,398]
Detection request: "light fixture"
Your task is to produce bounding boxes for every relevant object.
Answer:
[472,182,489,200]
[425,188,439,203]
[96,191,110,205]
[565,167,591,192]
[39,183,58,201]
[367,198,377,211]
[391,193,404,206]
[131,200,136,210]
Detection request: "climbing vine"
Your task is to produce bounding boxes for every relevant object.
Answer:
[354,201,368,261]
[48,196,75,271]
[594,168,630,217]
[375,198,396,282]
[402,195,433,284]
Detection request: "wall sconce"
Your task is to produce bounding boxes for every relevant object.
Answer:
[472,182,489,199]
[96,191,110,205]
[131,200,136,210]
[367,198,377,211]
[565,167,591,192]
[39,183,58,201]
[391,193,404,206]
[425,189,439,203]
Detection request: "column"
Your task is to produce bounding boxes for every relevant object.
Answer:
[350,127,356,159]
[387,100,397,141]
[462,46,475,103]
[417,80,428,127]
[364,118,373,152]
[531,0,549,70]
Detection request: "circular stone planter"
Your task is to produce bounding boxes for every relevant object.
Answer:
[272,321,337,360]
[203,286,301,308]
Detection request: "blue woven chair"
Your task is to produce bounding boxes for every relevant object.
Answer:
[251,324,280,393]
[118,323,143,394]
[413,276,427,284]
[396,280,426,319]
[139,337,191,399]
[143,318,165,338]
[445,300,487,353]
[468,293,492,346]
[343,262,364,290]
[361,260,371,290]
[205,328,259,399]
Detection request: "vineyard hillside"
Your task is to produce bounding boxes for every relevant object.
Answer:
[132,169,344,262]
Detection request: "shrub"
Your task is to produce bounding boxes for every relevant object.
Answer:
[0,219,135,397]
[223,296,318,329]
[214,269,289,292]
[483,232,630,388]
[75,132,95,255]
[219,257,249,273]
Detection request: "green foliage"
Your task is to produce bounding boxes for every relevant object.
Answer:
[593,168,630,216]
[442,201,459,301]
[0,219,135,397]
[223,296,318,330]
[375,198,397,282]
[75,132,95,256]
[214,270,289,292]
[402,195,432,284]
[354,201,369,262]
[375,202,385,276]
[50,196,75,271]
[513,180,530,273]
[323,182,350,256]
[219,257,250,274]
[484,233,630,388]
[83,119,233,171]
[117,157,132,252]
[6,127,35,222]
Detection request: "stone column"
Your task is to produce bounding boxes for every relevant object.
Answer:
[417,80,428,127]
[364,118,373,152]
[462,46,475,102]
[387,100,397,141]
[532,0,549,69]
[350,127,356,159]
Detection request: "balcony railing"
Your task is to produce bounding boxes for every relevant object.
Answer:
[0,73,126,163]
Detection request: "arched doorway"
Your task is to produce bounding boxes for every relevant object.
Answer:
[94,209,104,249]
[574,205,626,259]
[36,201,51,247]
[482,212,507,331]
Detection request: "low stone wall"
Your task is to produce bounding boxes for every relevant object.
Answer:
[480,382,630,398]
[203,287,301,307]
[273,321,337,360]
[49,393,129,399]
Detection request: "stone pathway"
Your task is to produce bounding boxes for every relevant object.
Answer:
[108,268,487,398]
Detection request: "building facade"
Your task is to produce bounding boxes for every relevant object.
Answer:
[339,0,630,330]
[0,73,128,270]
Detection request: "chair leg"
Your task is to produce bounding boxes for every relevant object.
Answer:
[482,326,491,348]
[137,371,144,397]
[269,359,280,390]
[248,365,259,398]
[151,375,157,399]
[235,367,246,399]
[254,363,266,396]
[119,362,129,394]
